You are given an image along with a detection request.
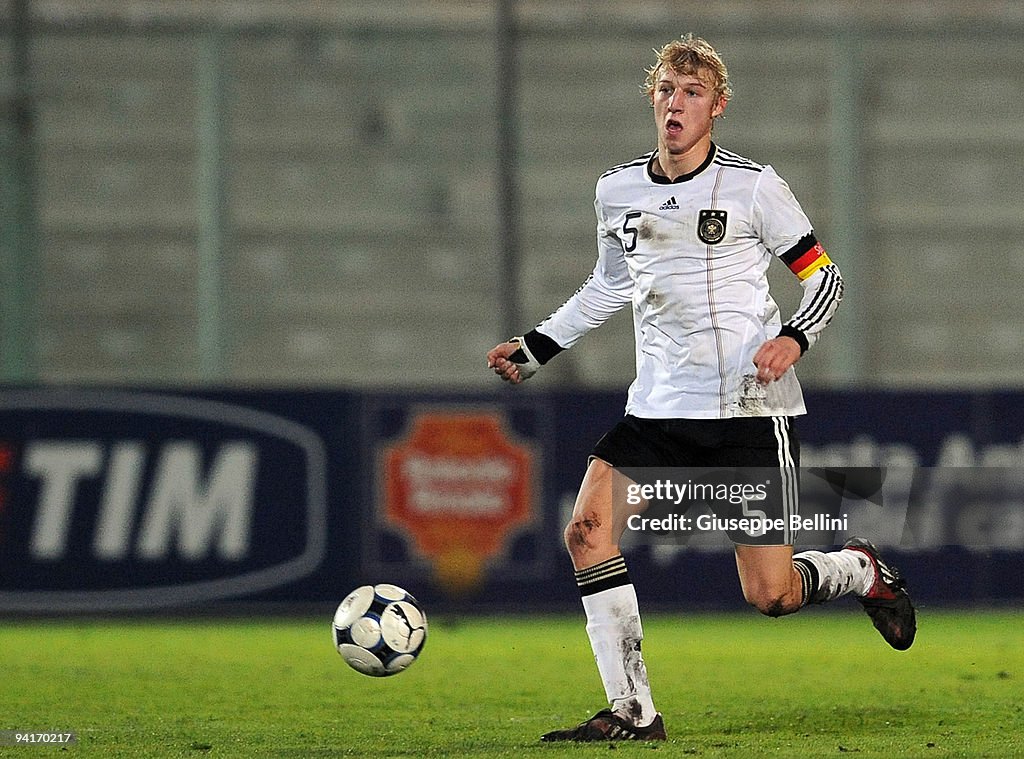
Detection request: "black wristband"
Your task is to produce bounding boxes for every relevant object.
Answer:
[522,329,565,365]
[778,325,809,355]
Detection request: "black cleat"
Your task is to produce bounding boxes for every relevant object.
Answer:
[843,537,917,650]
[540,709,666,742]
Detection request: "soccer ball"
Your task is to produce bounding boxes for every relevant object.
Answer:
[332,583,427,677]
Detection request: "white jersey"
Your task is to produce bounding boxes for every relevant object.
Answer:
[534,143,843,419]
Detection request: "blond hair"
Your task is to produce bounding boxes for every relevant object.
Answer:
[643,34,732,103]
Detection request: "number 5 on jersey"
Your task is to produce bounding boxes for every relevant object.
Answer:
[622,211,642,253]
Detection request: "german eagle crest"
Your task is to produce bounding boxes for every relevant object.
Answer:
[697,209,727,245]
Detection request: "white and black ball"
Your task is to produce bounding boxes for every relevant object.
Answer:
[332,584,427,677]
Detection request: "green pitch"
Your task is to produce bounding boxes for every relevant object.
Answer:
[1,609,1020,757]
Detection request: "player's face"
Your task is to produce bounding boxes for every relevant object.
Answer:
[651,68,727,157]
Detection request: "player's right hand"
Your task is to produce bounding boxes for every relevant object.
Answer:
[487,337,539,384]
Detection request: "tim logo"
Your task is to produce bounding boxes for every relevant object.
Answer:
[0,390,327,612]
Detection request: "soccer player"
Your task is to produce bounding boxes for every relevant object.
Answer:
[486,34,916,742]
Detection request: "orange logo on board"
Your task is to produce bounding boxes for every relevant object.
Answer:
[381,411,534,596]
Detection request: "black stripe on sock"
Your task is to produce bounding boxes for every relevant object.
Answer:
[575,555,626,582]
[575,555,630,597]
[793,557,819,606]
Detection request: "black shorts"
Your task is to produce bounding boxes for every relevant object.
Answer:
[592,415,799,469]
[593,415,800,545]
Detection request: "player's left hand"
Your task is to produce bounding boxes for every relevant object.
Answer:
[752,336,801,384]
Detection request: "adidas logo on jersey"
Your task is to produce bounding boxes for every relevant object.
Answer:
[659,196,679,210]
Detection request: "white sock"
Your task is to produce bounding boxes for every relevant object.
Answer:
[793,548,875,604]
[576,560,657,727]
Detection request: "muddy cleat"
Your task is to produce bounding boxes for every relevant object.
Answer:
[843,537,917,650]
[540,709,666,742]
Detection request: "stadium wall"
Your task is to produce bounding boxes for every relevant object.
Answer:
[2,5,1023,390]
[1,387,1022,614]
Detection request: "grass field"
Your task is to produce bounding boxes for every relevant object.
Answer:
[1,608,1021,758]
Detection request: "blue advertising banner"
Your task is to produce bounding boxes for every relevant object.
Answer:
[0,387,1022,613]
[0,389,340,611]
